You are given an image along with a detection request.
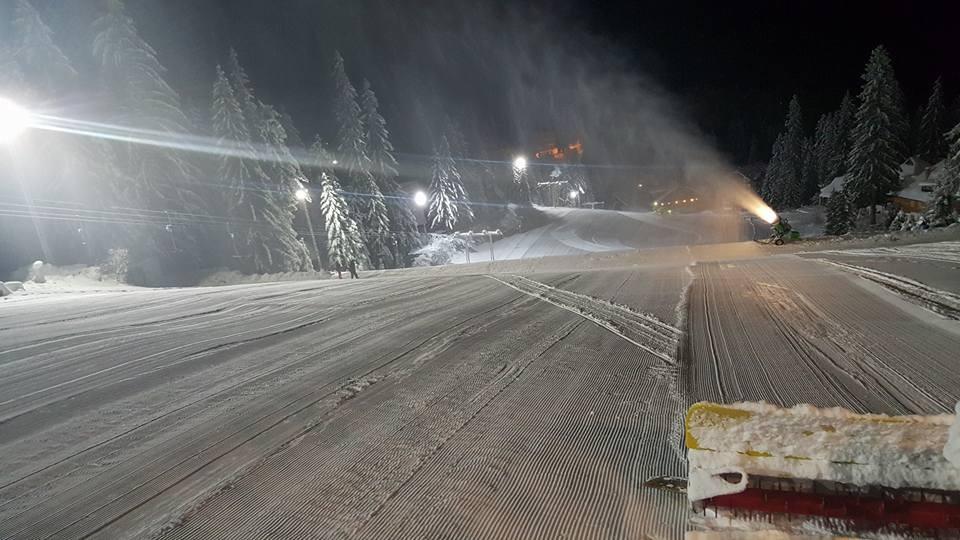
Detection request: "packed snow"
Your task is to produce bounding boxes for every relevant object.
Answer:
[817,240,960,264]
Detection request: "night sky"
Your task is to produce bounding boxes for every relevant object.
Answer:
[30,0,960,163]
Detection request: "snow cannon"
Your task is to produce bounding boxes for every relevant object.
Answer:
[685,401,960,535]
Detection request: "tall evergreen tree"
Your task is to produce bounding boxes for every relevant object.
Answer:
[917,77,949,163]
[360,80,398,183]
[812,112,839,187]
[925,122,960,226]
[427,136,473,231]
[800,136,818,202]
[831,92,856,179]
[761,133,786,206]
[846,46,904,225]
[93,0,211,278]
[781,95,805,207]
[331,53,389,267]
[360,79,417,267]
[312,141,368,269]
[227,48,258,127]
[211,66,307,273]
[762,96,804,209]
[224,49,310,271]
[891,78,911,158]
[331,51,368,187]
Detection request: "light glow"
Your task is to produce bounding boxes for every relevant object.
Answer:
[755,204,778,224]
[294,188,310,202]
[0,97,30,143]
[413,190,428,207]
[513,156,527,170]
[569,190,579,199]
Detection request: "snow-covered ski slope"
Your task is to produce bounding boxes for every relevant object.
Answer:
[2,238,959,538]
[450,206,751,263]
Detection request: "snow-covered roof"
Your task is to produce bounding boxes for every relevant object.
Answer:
[820,176,845,198]
[894,177,936,203]
[893,158,957,201]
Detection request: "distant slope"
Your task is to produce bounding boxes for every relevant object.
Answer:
[452,206,751,263]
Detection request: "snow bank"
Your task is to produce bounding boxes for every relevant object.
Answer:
[686,402,959,501]
[3,263,138,297]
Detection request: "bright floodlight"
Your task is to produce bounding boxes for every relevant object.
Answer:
[569,190,579,199]
[0,97,30,143]
[513,155,527,170]
[414,190,428,207]
[294,188,309,202]
[332,159,339,165]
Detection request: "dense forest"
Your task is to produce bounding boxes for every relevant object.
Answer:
[0,0,534,283]
[758,46,959,233]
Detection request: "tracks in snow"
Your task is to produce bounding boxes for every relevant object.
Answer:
[684,258,960,415]
[488,274,681,363]
[820,259,960,320]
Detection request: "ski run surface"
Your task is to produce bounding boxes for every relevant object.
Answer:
[2,239,960,538]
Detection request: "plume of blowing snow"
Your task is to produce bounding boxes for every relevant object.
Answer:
[419,2,776,222]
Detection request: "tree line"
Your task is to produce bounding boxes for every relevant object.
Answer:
[760,46,960,234]
[0,0,496,283]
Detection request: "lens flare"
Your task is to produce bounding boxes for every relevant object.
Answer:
[0,97,31,143]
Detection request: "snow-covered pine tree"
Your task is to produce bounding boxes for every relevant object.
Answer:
[427,136,474,231]
[331,53,390,267]
[312,141,368,270]
[762,96,804,209]
[824,191,851,235]
[831,92,856,179]
[443,115,487,212]
[762,133,786,207]
[846,46,904,226]
[331,51,367,190]
[446,146,474,225]
[225,50,310,271]
[812,112,838,188]
[917,77,949,163]
[360,80,418,267]
[781,95,805,208]
[360,80,398,184]
[93,0,211,276]
[925,122,960,226]
[891,78,911,159]
[226,48,259,128]
[800,136,818,203]
[428,138,456,232]
[211,65,306,273]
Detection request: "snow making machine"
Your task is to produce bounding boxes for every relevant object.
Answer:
[683,401,960,537]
